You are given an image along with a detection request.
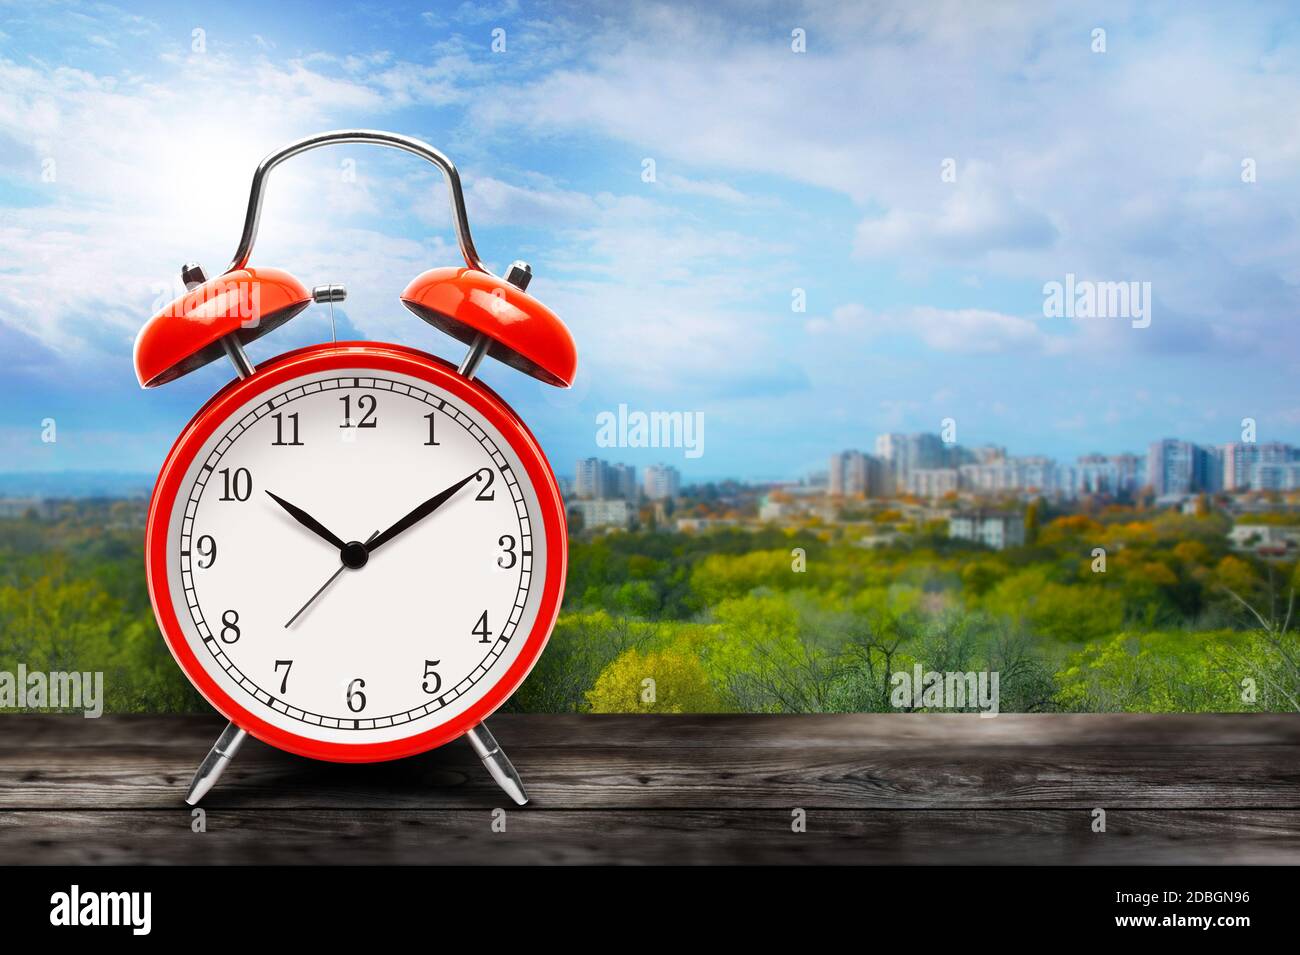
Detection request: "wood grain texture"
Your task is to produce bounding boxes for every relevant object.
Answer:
[3,809,1299,865]
[1,714,1297,863]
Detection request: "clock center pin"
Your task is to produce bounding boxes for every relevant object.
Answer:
[340,541,369,569]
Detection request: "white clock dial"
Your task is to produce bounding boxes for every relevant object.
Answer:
[164,368,548,745]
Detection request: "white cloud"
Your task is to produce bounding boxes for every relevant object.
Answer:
[0,47,485,363]
[537,209,803,398]
[853,161,1057,260]
[810,302,1066,355]
[427,1,520,27]
[659,173,752,204]
[461,176,602,227]
[467,2,1300,366]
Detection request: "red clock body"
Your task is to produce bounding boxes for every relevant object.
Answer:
[145,341,567,763]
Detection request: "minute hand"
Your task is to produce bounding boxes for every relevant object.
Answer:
[366,470,483,554]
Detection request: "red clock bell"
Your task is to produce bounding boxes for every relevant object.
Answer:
[133,130,575,806]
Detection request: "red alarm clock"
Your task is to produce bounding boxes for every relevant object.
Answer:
[133,131,575,806]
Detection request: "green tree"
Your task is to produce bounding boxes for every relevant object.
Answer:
[1024,499,1041,545]
[586,647,722,713]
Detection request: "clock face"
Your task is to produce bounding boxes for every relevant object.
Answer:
[156,357,556,752]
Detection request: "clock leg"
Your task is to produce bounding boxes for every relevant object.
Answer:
[465,722,529,806]
[185,721,248,806]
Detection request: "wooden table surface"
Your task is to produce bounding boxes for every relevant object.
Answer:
[2,713,1298,864]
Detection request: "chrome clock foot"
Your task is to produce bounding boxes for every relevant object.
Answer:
[185,721,248,806]
[465,721,529,806]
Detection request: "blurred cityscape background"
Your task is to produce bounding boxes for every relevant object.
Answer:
[4,419,1300,716]
[6,2,1300,715]
[566,432,1300,543]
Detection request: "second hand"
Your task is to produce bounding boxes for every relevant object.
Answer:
[285,529,379,629]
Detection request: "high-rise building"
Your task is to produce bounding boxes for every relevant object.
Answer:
[955,456,1067,497]
[1148,440,1219,496]
[1201,444,1224,493]
[1222,442,1252,492]
[876,432,946,492]
[1147,440,1194,496]
[958,461,1022,494]
[873,433,899,494]
[1222,442,1296,491]
[610,463,638,500]
[575,457,605,499]
[971,445,1007,465]
[642,464,681,501]
[1017,456,1059,493]
[1071,453,1142,497]
[1251,460,1300,491]
[907,468,960,497]
[576,458,637,499]
[828,450,875,496]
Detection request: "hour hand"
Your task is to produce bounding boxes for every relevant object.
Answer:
[265,491,347,551]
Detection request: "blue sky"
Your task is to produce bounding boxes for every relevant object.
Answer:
[3,1,1300,482]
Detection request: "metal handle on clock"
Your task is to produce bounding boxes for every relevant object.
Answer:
[225,129,489,276]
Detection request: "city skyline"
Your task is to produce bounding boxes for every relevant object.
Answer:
[7,424,1300,496]
[828,430,1300,499]
[565,425,1300,498]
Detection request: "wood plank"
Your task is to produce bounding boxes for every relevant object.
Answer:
[6,712,1299,749]
[3,714,1299,811]
[2,808,1298,865]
